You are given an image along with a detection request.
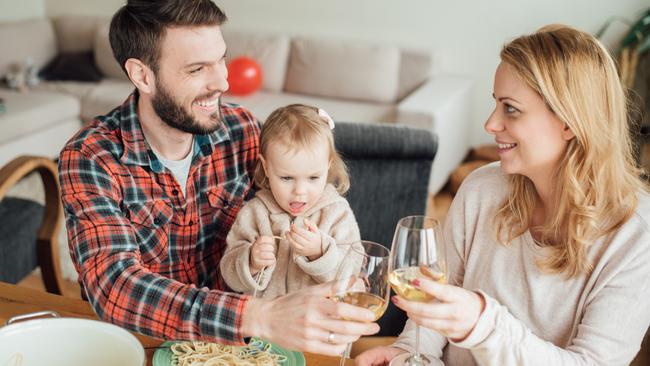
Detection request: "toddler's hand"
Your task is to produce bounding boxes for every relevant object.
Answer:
[287,219,323,260]
[250,236,276,275]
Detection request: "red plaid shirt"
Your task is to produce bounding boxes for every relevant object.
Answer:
[58,92,259,344]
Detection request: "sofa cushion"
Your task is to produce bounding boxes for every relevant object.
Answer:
[285,37,400,104]
[94,23,130,81]
[0,117,81,167]
[80,80,134,121]
[39,52,103,82]
[397,49,435,101]
[0,89,80,144]
[222,30,290,93]
[0,19,57,77]
[33,81,100,102]
[52,15,109,53]
[222,91,396,124]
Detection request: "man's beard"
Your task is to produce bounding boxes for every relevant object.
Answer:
[151,80,223,135]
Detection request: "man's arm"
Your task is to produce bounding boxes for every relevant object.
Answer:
[59,148,249,344]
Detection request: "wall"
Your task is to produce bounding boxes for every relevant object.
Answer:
[0,0,45,21]
[45,0,648,146]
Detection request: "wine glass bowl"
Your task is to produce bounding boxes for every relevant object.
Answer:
[388,264,447,302]
[331,240,391,365]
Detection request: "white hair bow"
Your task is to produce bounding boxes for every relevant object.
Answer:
[318,108,335,130]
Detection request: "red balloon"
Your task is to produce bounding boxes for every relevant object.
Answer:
[227,57,263,96]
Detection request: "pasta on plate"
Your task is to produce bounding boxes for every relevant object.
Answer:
[170,339,287,366]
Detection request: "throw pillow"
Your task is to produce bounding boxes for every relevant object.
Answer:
[39,52,103,82]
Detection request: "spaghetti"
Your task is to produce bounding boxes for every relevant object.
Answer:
[170,339,287,366]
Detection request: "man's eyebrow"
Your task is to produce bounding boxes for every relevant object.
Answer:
[183,48,227,69]
[183,61,210,69]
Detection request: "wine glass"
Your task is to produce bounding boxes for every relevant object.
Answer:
[388,216,446,366]
[331,240,391,366]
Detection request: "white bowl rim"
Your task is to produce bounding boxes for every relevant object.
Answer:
[0,317,145,360]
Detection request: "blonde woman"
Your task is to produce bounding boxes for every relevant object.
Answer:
[357,25,650,365]
[220,104,361,299]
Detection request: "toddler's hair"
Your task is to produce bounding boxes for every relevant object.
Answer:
[253,104,350,194]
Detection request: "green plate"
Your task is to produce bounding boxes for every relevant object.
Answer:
[153,339,306,366]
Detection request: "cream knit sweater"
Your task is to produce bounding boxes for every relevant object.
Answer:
[220,184,361,299]
[393,163,650,366]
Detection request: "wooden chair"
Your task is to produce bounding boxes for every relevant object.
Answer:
[0,155,64,295]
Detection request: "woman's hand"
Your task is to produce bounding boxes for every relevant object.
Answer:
[287,218,323,260]
[250,235,276,275]
[355,346,407,366]
[392,277,485,341]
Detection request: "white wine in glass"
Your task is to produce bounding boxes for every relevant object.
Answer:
[388,264,447,302]
[332,240,390,366]
[389,216,446,366]
[331,291,387,321]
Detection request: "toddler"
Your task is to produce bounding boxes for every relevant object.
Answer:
[220,104,361,298]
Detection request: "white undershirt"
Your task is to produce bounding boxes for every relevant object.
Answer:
[153,142,194,196]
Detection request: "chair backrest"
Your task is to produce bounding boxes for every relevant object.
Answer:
[333,121,437,336]
[0,197,44,283]
[0,156,64,294]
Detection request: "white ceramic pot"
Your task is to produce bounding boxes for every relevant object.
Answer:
[0,311,145,366]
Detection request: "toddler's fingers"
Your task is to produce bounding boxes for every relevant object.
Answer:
[290,226,311,241]
[303,218,318,232]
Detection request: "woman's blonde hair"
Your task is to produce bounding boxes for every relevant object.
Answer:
[253,104,350,194]
[494,24,648,277]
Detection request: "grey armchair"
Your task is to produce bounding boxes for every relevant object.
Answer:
[334,121,437,336]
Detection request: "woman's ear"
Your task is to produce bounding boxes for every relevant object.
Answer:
[562,123,575,141]
[125,58,155,95]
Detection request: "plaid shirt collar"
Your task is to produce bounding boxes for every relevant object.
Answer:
[118,91,231,172]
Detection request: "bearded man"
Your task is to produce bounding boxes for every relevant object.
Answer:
[58,0,378,355]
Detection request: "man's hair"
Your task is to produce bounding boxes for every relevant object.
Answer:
[109,0,227,75]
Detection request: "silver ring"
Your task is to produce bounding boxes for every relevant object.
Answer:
[327,331,335,344]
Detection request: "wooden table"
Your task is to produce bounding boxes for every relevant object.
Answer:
[0,281,353,365]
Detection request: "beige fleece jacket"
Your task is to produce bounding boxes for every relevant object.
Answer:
[220,184,361,299]
[393,162,650,366]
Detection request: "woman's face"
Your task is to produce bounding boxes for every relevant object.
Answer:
[484,62,574,182]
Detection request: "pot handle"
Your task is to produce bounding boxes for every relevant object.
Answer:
[6,311,60,325]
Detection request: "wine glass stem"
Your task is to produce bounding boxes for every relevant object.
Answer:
[339,342,351,366]
[415,324,421,358]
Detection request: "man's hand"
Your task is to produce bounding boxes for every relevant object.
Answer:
[250,236,276,275]
[287,218,323,260]
[242,281,380,356]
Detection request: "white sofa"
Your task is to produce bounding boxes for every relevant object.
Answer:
[0,15,473,193]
